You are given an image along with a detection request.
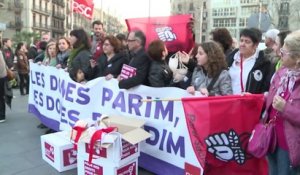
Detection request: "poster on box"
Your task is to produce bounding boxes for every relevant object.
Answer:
[44,142,55,162]
[28,63,202,175]
[63,148,77,166]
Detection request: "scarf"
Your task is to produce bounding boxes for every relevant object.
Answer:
[67,45,85,67]
[277,69,300,95]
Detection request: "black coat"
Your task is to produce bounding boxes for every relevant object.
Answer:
[27,46,38,60]
[118,48,150,89]
[226,49,273,94]
[2,48,14,69]
[92,52,128,79]
[69,49,92,80]
[148,60,173,87]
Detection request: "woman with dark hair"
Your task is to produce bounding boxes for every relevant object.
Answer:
[90,35,128,80]
[15,42,29,95]
[147,40,173,87]
[186,41,232,96]
[68,29,92,81]
[227,28,272,94]
[210,28,234,57]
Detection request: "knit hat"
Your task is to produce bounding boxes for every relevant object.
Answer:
[265,29,280,41]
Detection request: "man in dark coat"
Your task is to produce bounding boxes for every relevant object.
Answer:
[118,30,150,89]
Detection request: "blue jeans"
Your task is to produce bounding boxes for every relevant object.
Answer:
[268,147,300,175]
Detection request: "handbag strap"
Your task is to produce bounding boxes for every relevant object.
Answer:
[207,69,224,92]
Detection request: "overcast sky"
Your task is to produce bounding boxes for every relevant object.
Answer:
[94,0,171,20]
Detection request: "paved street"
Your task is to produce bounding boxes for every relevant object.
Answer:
[0,89,154,175]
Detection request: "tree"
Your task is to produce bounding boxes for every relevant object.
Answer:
[12,31,40,47]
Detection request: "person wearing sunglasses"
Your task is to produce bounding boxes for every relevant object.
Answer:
[265,30,300,175]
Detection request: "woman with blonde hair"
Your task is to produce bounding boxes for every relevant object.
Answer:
[42,41,58,67]
[265,30,300,175]
[186,41,232,96]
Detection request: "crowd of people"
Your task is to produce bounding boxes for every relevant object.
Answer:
[0,19,300,174]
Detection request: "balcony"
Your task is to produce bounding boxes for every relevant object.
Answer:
[0,0,4,8]
[32,6,51,16]
[7,2,23,13]
[7,20,23,30]
[53,0,65,7]
[52,12,66,20]
[51,26,65,33]
[32,23,51,31]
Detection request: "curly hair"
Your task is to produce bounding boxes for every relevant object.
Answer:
[199,41,227,78]
[210,28,233,53]
[104,35,121,53]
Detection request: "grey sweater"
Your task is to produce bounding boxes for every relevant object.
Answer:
[191,67,233,96]
[0,51,7,78]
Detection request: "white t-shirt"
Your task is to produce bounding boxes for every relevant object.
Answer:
[229,50,259,94]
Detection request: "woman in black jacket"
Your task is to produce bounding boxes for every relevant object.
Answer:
[90,35,128,80]
[227,28,273,94]
[68,29,92,81]
[147,40,173,87]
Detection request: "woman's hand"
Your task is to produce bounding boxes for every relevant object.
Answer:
[272,95,286,112]
[56,64,62,69]
[90,59,97,68]
[187,86,195,95]
[177,51,190,64]
[105,74,113,80]
[200,88,209,96]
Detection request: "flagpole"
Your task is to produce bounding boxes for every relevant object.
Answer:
[71,0,74,30]
[140,98,182,103]
[148,0,151,17]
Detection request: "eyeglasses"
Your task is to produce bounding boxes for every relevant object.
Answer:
[126,39,136,42]
[103,43,111,47]
[280,48,291,57]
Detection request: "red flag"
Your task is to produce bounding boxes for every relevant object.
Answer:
[126,15,194,53]
[73,0,94,20]
[182,95,268,175]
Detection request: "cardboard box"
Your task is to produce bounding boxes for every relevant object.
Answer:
[77,155,138,175]
[41,131,77,172]
[72,115,151,166]
[77,139,139,167]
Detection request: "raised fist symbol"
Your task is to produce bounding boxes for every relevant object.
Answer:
[156,27,176,42]
[205,130,247,164]
[205,133,233,161]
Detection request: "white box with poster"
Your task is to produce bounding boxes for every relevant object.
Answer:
[41,131,77,172]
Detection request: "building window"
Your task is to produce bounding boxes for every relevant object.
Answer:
[189,2,194,11]
[230,7,235,15]
[178,3,182,12]
[213,9,217,16]
[39,15,42,27]
[33,13,36,26]
[45,17,48,27]
[224,8,229,16]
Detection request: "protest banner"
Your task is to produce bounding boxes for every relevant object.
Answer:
[29,63,202,175]
[29,63,267,175]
